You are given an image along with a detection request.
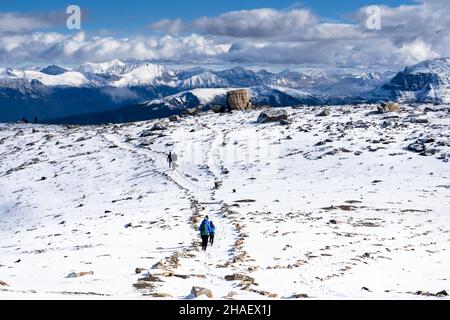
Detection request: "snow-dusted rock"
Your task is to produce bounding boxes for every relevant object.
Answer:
[378,102,400,113]
[316,108,331,117]
[191,286,213,298]
[257,110,288,123]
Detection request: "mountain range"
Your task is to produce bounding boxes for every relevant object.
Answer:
[1,58,449,124]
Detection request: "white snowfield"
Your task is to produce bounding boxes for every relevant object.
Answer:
[0,104,449,300]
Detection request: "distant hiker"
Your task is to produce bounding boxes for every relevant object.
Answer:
[21,116,29,124]
[209,220,216,246]
[34,117,38,124]
[167,151,173,169]
[199,215,211,251]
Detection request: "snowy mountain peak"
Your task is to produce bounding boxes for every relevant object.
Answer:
[384,57,450,103]
[111,62,170,87]
[404,57,450,76]
[77,59,126,74]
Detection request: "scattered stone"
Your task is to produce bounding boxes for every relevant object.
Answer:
[407,142,426,153]
[0,280,9,287]
[139,276,163,282]
[378,102,400,113]
[329,219,337,224]
[361,286,371,291]
[436,290,448,297]
[169,115,180,122]
[133,282,155,290]
[67,271,94,278]
[322,205,357,211]
[225,291,238,299]
[150,122,167,131]
[316,108,331,117]
[210,105,226,113]
[140,130,154,137]
[145,292,172,298]
[413,290,448,297]
[410,118,429,124]
[135,268,146,274]
[184,106,204,116]
[289,293,309,299]
[257,110,288,124]
[234,199,256,203]
[191,286,213,298]
[225,274,255,282]
[151,262,165,269]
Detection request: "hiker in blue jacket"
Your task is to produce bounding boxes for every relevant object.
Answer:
[199,216,211,251]
[209,220,216,246]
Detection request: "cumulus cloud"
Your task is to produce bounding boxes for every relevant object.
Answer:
[149,1,450,68]
[153,8,318,38]
[0,31,229,65]
[1,0,449,69]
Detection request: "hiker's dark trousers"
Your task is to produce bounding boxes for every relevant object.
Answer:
[201,235,209,251]
[209,235,215,246]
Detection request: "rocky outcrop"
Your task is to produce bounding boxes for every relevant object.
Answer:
[227,89,252,111]
[257,110,288,123]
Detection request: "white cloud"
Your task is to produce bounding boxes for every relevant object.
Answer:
[0,12,64,34]
[1,1,449,69]
[152,8,318,38]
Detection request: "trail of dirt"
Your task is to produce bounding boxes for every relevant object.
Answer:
[102,129,248,298]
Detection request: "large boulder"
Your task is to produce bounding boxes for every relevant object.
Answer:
[257,110,288,124]
[378,102,400,113]
[169,115,180,122]
[227,89,252,111]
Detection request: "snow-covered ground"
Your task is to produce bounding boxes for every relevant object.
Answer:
[1,104,449,299]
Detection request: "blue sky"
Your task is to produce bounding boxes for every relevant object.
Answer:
[3,0,415,34]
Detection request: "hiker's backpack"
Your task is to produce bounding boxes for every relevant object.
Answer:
[200,222,206,234]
